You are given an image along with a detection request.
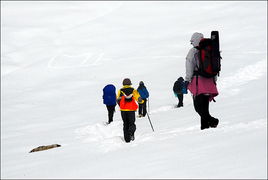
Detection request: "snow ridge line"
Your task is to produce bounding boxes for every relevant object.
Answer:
[219,59,267,90]
[74,118,266,152]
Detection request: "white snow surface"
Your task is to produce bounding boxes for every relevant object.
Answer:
[1,1,267,179]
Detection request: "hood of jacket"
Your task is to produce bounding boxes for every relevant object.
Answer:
[190,32,204,47]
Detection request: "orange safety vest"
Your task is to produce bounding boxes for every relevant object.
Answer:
[119,92,138,111]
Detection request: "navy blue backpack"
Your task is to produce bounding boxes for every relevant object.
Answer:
[103,84,116,106]
[138,87,149,99]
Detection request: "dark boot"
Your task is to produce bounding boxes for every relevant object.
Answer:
[201,125,210,130]
[200,118,210,130]
[209,117,219,128]
[124,131,131,143]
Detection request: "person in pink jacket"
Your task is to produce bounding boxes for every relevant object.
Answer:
[185,32,219,130]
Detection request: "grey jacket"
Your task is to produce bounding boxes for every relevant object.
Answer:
[185,32,203,82]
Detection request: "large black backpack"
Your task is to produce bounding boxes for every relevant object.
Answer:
[195,31,222,78]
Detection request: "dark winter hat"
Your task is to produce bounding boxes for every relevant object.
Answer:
[122,78,132,85]
[178,77,184,81]
[139,81,144,86]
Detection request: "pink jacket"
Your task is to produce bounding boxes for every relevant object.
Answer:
[188,76,218,101]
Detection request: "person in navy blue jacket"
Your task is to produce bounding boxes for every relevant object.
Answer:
[137,81,149,117]
[103,84,117,124]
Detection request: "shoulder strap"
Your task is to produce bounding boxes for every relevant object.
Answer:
[194,49,200,75]
[121,91,133,99]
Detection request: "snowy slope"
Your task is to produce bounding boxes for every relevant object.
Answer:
[1,1,267,179]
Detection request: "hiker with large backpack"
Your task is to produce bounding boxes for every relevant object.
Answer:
[137,81,149,117]
[173,77,186,108]
[184,32,221,130]
[117,78,144,143]
[103,84,117,124]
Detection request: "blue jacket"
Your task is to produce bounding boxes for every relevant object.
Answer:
[137,86,149,99]
[103,84,117,106]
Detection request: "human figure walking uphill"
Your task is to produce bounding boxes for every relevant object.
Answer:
[117,78,144,143]
[184,32,221,130]
[137,81,149,117]
[103,84,117,124]
[173,77,185,108]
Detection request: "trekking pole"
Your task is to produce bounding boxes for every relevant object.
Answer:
[148,98,150,114]
[146,113,154,132]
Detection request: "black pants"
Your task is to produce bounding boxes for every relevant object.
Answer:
[138,99,147,116]
[177,93,183,107]
[106,105,116,123]
[193,94,217,129]
[121,111,136,142]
